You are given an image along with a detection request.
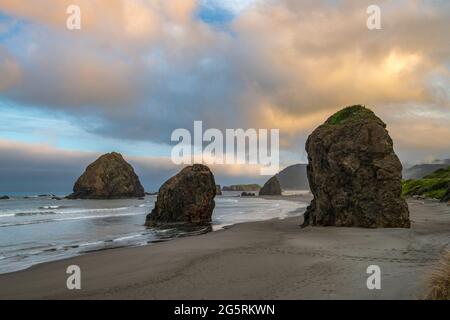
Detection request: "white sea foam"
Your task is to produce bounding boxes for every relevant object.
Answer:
[78,241,105,247]
[55,211,144,222]
[216,198,239,203]
[0,213,15,218]
[59,207,131,214]
[15,211,57,217]
[113,234,143,242]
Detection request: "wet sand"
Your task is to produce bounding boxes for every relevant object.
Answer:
[0,196,449,300]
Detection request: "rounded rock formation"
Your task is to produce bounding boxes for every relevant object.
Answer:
[67,152,145,199]
[145,164,216,228]
[259,176,282,196]
[302,105,410,228]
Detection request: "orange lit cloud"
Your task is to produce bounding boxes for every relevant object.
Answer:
[0,0,449,164]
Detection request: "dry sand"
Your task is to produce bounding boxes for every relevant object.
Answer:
[0,196,449,300]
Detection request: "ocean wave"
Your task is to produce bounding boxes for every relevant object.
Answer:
[216,198,239,203]
[0,213,15,218]
[113,234,143,242]
[0,206,132,219]
[39,206,61,210]
[55,211,144,222]
[77,240,105,248]
[0,209,59,217]
[0,211,144,227]
[15,211,57,217]
[59,207,131,214]
[0,219,55,228]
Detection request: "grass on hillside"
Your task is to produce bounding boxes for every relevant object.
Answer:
[402,165,450,201]
[403,178,450,200]
[424,166,450,179]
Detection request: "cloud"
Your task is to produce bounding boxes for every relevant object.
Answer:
[0,0,448,164]
[0,47,21,91]
[0,138,272,193]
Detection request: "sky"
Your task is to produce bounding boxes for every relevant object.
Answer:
[0,0,449,193]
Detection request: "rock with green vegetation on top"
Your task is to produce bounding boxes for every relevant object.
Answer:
[303,105,410,228]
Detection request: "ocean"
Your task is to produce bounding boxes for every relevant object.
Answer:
[0,192,306,274]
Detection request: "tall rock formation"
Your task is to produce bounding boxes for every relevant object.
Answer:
[259,176,282,196]
[145,164,216,228]
[303,105,410,228]
[67,152,145,199]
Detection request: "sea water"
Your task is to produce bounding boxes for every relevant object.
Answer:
[0,192,306,274]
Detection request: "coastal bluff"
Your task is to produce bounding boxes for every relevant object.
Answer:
[145,164,216,228]
[67,152,145,199]
[303,105,410,228]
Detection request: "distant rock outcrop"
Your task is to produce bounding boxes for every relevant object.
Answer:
[222,184,261,191]
[277,164,309,190]
[145,164,216,228]
[0,196,9,200]
[259,176,282,196]
[303,105,410,228]
[67,152,145,199]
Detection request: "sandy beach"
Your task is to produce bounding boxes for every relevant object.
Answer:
[0,196,449,300]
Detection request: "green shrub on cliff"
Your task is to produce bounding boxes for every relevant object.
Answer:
[402,165,450,200]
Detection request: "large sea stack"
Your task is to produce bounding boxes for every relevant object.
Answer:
[145,164,216,228]
[259,176,282,196]
[303,105,410,228]
[67,152,145,199]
